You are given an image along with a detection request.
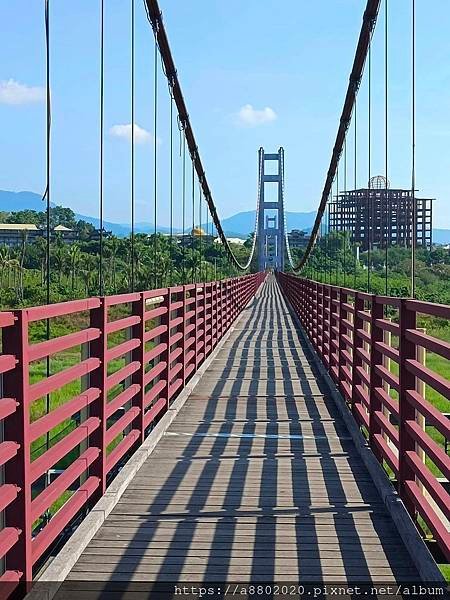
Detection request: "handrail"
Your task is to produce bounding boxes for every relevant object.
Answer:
[277,272,450,562]
[0,273,266,581]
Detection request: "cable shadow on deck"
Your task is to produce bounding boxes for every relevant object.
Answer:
[60,276,419,592]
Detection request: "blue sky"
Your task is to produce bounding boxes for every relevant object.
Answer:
[1,0,449,229]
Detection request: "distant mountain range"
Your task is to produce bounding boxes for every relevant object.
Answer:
[1,189,450,244]
[0,190,178,236]
[214,210,317,238]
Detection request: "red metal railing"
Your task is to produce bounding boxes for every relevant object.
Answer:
[0,273,265,584]
[277,272,450,562]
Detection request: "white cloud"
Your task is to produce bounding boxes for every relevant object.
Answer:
[236,104,277,126]
[0,79,45,105]
[109,123,161,145]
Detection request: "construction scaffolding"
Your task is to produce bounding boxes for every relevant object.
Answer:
[329,176,433,251]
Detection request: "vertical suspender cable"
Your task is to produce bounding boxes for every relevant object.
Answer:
[99,0,104,295]
[343,138,347,286]
[326,203,330,284]
[199,183,202,282]
[320,216,324,282]
[153,38,158,289]
[45,0,51,308]
[384,0,389,296]
[169,98,173,286]
[182,134,186,283]
[411,0,416,298]
[130,0,135,291]
[44,0,51,455]
[191,161,195,283]
[354,99,358,289]
[367,45,372,293]
[206,204,209,279]
[335,168,339,285]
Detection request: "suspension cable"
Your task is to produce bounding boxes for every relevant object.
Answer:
[199,181,202,282]
[384,0,389,296]
[411,0,416,298]
[336,167,339,285]
[44,0,51,456]
[130,0,135,291]
[280,148,295,270]
[191,160,195,283]
[99,0,104,295]
[153,36,158,288]
[354,98,358,289]
[287,0,380,274]
[142,0,257,271]
[45,0,51,307]
[182,133,186,283]
[367,44,372,293]
[169,97,173,286]
[343,138,347,286]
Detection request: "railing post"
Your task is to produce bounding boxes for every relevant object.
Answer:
[338,289,347,396]
[3,310,32,580]
[89,298,107,497]
[329,286,338,377]
[351,292,364,422]
[321,284,327,363]
[182,285,188,385]
[212,281,217,348]
[163,289,171,410]
[398,299,417,516]
[415,328,426,493]
[369,295,383,461]
[131,293,145,442]
[202,282,207,361]
[217,280,223,342]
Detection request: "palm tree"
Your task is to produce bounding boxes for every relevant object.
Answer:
[0,246,9,289]
[68,243,81,292]
[18,229,29,301]
[52,239,67,286]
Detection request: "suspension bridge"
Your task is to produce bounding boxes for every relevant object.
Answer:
[1,0,449,597]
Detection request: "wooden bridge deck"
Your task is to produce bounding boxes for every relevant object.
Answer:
[61,276,418,585]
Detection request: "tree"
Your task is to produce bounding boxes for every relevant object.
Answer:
[68,244,81,291]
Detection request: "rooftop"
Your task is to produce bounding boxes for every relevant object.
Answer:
[0,223,39,231]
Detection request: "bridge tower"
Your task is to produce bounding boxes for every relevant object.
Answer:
[257,147,285,271]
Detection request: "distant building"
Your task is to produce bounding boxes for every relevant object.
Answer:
[53,224,77,243]
[176,227,215,246]
[0,223,79,247]
[287,229,311,249]
[329,176,433,251]
[214,237,245,246]
[0,224,41,247]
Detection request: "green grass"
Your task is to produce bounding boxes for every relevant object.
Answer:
[27,302,163,532]
[439,564,450,582]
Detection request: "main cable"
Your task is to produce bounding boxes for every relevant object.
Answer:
[290,0,381,274]
[142,0,258,271]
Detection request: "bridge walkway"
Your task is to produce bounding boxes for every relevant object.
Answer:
[59,275,418,587]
